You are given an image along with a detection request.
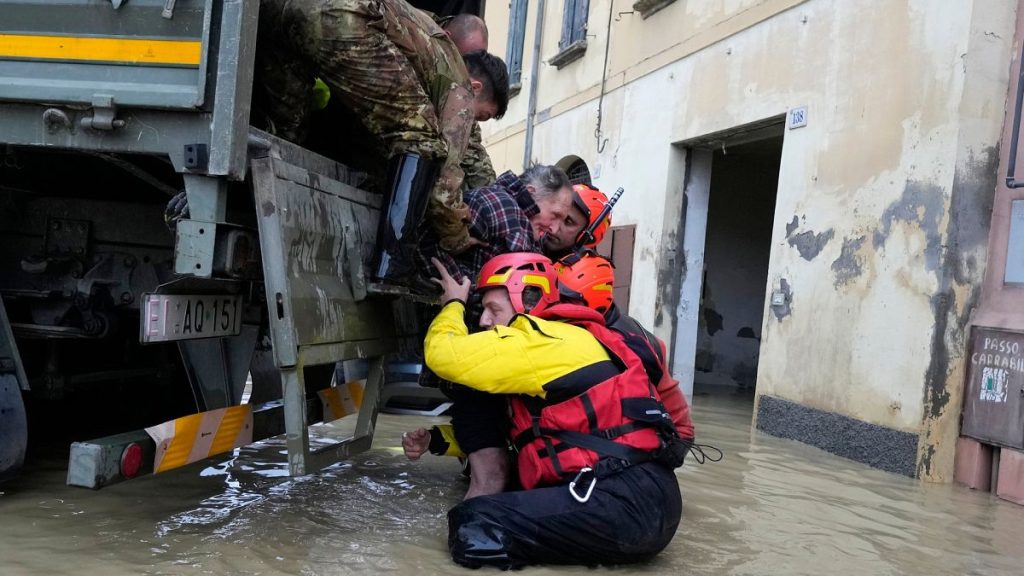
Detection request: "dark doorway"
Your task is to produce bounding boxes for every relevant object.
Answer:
[693,136,783,395]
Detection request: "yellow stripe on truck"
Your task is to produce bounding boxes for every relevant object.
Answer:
[318,381,366,423]
[0,34,202,66]
[146,405,254,474]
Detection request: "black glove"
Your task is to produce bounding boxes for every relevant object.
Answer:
[164,191,190,229]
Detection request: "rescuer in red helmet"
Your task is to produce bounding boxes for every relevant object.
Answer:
[419,252,685,569]
[539,183,612,260]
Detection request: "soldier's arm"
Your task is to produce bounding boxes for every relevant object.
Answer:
[461,123,497,189]
[429,84,477,254]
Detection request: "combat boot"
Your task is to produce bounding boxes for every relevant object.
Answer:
[372,153,439,286]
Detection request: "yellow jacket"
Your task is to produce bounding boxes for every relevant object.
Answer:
[424,301,611,398]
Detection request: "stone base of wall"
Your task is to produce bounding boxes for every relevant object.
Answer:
[756,395,919,477]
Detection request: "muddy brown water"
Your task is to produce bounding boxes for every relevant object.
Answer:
[2,392,1024,575]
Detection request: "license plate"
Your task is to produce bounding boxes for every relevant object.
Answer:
[141,294,242,343]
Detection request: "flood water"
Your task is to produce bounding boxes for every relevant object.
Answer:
[2,391,1024,575]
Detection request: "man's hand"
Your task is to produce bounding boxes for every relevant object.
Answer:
[402,428,431,460]
[430,257,471,303]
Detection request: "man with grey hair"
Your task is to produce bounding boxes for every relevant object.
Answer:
[521,164,587,256]
[418,164,578,283]
[414,164,578,499]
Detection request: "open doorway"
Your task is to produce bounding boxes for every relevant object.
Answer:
[695,136,782,395]
[672,123,784,406]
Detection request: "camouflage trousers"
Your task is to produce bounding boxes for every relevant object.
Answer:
[256,0,448,161]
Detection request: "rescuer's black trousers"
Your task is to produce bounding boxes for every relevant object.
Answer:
[447,461,682,569]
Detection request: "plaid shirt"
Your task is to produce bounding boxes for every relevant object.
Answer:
[418,170,540,282]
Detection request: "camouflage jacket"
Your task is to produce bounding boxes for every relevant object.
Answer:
[426,10,497,191]
[381,1,477,252]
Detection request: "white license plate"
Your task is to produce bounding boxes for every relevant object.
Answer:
[141,294,242,343]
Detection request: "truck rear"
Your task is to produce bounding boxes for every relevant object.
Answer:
[0,0,419,486]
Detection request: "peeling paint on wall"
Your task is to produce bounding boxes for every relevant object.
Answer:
[918,146,998,478]
[924,291,954,419]
[785,215,800,237]
[654,229,683,330]
[947,147,998,285]
[873,181,944,271]
[787,228,835,261]
[831,235,866,288]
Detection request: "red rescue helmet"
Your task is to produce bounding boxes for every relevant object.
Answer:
[477,252,560,315]
[555,252,615,314]
[571,184,611,248]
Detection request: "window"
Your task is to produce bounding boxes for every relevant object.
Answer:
[506,0,529,88]
[565,158,592,186]
[559,0,589,49]
[549,0,589,68]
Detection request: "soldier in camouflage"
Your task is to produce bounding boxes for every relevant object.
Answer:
[255,0,509,283]
[432,13,496,188]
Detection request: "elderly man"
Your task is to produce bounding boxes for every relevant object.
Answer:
[255,0,509,284]
[418,164,578,282]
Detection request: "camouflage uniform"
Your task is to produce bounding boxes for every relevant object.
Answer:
[426,11,497,190]
[256,0,476,252]
[462,123,497,189]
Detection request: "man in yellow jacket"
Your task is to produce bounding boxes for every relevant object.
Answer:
[422,253,682,568]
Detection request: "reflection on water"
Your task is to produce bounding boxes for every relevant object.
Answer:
[2,392,1024,575]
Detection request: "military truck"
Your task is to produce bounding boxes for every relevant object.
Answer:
[0,0,461,487]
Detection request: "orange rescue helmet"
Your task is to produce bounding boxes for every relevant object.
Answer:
[571,184,611,248]
[555,252,615,314]
[477,252,560,315]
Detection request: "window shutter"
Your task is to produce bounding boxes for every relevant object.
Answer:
[506,0,528,83]
[560,0,575,49]
[571,0,589,44]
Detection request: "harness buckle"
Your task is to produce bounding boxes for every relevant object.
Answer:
[569,467,596,503]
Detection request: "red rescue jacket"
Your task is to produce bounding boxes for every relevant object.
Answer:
[606,305,695,440]
[510,304,671,489]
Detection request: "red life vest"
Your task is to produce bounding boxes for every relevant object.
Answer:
[606,307,695,440]
[510,304,671,490]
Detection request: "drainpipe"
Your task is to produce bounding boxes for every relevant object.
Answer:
[1006,39,1024,188]
[522,0,545,170]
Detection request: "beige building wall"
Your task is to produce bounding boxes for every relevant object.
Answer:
[482,0,1018,480]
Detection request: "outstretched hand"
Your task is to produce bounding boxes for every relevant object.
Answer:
[430,257,471,303]
[402,428,431,460]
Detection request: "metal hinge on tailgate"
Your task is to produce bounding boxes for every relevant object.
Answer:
[162,0,177,19]
[80,96,124,131]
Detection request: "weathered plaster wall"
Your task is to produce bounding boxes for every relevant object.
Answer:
[482,0,1016,479]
